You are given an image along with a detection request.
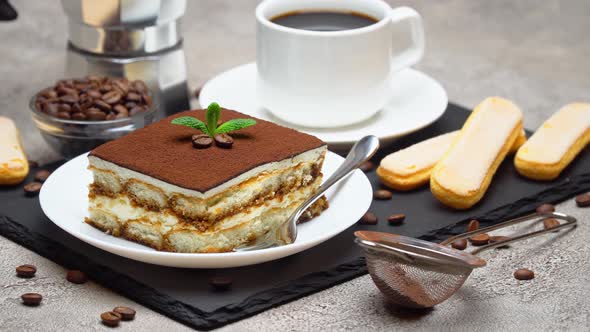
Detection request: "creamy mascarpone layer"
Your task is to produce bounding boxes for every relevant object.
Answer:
[517,103,590,164]
[89,177,320,233]
[88,146,326,199]
[435,97,522,195]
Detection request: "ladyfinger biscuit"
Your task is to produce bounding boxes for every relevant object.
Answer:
[515,103,590,180]
[377,130,526,191]
[0,116,29,185]
[430,97,523,209]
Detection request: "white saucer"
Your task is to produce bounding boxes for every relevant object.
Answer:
[40,152,372,269]
[199,63,448,149]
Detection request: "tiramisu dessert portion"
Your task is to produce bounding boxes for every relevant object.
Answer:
[86,104,328,252]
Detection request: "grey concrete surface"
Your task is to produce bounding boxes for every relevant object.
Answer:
[1,0,589,331]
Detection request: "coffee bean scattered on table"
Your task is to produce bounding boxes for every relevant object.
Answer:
[387,213,405,225]
[359,161,375,173]
[209,276,233,291]
[373,189,393,200]
[23,182,42,196]
[66,270,88,284]
[16,264,37,278]
[575,193,590,207]
[514,268,534,280]
[543,218,560,231]
[21,293,43,306]
[28,160,39,168]
[358,212,378,225]
[34,76,152,122]
[113,306,136,321]
[101,311,122,327]
[451,239,467,250]
[536,203,555,213]
[34,169,51,182]
[468,233,490,246]
[192,134,213,149]
[214,133,234,148]
[466,219,479,232]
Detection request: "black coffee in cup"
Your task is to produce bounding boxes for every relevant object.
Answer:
[271,11,378,31]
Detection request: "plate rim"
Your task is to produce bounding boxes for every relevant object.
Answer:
[199,62,448,145]
[40,151,372,268]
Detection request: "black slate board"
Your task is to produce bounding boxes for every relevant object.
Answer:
[1,103,589,330]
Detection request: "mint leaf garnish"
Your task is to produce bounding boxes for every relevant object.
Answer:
[206,102,221,136]
[171,102,257,145]
[216,118,257,134]
[171,116,210,135]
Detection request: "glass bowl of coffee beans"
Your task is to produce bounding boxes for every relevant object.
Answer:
[30,76,156,159]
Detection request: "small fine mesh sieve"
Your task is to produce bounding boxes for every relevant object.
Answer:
[356,212,577,309]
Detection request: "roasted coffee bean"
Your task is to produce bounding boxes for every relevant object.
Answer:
[536,203,555,213]
[113,306,136,321]
[16,264,37,278]
[126,92,142,102]
[468,233,490,246]
[99,84,113,93]
[23,182,42,196]
[86,109,107,121]
[87,89,102,99]
[451,239,467,250]
[113,104,128,115]
[112,80,129,94]
[543,218,560,231]
[57,103,71,113]
[71,112,87,120]
[106,113,117,121]
[143,93,152,106]
[102,91,122,105]
[60,94,79,104]
[467,219,479,232]
[514,268,534,280]
[125,102,137,109]
[132,80,148,93]
[57,111,71,119]
[129,106,145,116]
[575,193,590,207]
[41,89,58,99]
[387,214,406,225]
[34,169,51,182]
[192,134,213,149]
[28,160,39,168]
[359,161,375,172]
[359,212,378,225]
[209,276,233,291]
[194,86,202,99]
[56,86,77,96]
[214,133,234,148]
[373,189,392,200]
[42,102,59,115]
[101,311,122,327]
[66,270,88,284]
[93,100,112,112]
[21,293,43,306]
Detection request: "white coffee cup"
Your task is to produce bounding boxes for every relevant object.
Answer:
[256,0,424,128]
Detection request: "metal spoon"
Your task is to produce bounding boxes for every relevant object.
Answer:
[234,135,380,252]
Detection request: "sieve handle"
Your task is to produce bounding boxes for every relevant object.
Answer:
[440,212,577,255]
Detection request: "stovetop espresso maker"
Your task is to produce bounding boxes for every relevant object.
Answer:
[60,0,190,118]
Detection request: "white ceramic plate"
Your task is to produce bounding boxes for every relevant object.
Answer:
[199,63,448,149]
[40,152,372,269]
